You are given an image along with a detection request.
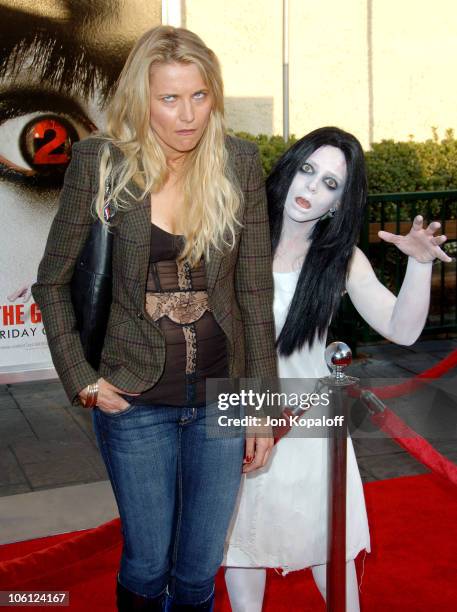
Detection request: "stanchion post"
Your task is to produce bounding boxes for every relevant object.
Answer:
[320,342,359,612]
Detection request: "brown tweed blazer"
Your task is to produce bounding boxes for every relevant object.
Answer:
[32,134,278,406]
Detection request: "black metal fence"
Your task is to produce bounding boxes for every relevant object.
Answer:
[334,190,457,348]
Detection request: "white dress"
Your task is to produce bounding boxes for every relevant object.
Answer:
[222,270,370,574]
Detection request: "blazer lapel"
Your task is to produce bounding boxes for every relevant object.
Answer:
[205,141,245,295]
[116,180,151,303]
[205,245,224,296]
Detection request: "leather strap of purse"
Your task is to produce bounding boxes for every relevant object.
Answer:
[78,178,114,408]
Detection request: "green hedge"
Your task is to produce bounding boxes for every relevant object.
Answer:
[365,130,457,194]
[232,128,457,194]
[231,131,297,176]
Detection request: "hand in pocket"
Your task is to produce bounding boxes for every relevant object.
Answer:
[79,378,140,414]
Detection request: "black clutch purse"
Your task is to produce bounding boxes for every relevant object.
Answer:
[70,189,114,370]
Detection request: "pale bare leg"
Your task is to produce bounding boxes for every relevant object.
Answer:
[224,567,266,612]
[311,560,360,612]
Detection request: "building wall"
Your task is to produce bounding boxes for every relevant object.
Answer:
[184,0,282,135]
[184,0,457,147]
[370,0,457,143]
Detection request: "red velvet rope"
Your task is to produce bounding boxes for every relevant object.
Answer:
[363,347,457,399]
[370,407,457,487]
[352,347,457,486]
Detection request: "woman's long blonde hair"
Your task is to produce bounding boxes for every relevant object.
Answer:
[92,26,242,266]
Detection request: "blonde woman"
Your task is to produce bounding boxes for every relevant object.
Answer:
[32,26,276,611]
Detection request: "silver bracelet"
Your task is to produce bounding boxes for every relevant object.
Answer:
[83,382,99,408]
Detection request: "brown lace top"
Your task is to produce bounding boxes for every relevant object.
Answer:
[133,223,228,406]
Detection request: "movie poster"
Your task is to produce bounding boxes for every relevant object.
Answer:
[0,0,161,378]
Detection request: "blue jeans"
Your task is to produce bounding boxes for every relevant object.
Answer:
[92,401,244,606]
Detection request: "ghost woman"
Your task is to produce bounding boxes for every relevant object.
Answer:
[223,126,451,611]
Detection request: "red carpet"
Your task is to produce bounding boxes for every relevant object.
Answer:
[1,473,456,611]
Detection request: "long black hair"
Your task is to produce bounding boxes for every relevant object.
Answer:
[267,126,367,355]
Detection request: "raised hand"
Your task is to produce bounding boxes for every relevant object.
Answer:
[378,215,452,263]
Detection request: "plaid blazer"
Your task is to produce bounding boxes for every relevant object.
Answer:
[32,135,278,406]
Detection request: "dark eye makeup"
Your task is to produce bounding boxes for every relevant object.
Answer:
[300,162,313,173]
[299,161,339,190]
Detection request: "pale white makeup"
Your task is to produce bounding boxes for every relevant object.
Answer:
[283,145,347,225]
[274,145,348,272]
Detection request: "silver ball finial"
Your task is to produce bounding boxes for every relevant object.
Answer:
[320,341,358,387]
[325,341,352,381]
[325,341,352,368]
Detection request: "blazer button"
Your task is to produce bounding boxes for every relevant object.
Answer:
[136,312,144,320]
